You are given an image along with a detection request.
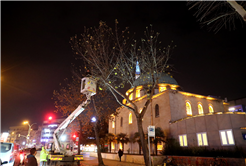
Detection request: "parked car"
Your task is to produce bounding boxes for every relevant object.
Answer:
[0,142,16,166]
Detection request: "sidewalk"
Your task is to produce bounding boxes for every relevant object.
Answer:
[80,156,145,166]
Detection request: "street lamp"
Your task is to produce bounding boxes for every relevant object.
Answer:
[23,121,37,148]
[91,117,96,122]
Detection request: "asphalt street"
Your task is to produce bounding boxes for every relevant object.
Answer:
[14,151,145,166]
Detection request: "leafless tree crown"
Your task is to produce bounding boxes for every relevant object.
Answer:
[188,1,246,33]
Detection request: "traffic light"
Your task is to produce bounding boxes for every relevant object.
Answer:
[71,133,77,142]
[48,116,52,120]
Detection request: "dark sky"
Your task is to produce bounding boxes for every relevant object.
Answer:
[1,2,246,132]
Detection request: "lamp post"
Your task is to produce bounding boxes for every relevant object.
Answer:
[23,121,36,148]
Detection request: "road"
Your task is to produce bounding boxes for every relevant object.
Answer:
[14,151,145,166]
[14,151,41,166]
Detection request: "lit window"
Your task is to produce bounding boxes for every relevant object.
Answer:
[198,103,203,114]
[219,129,235,145]
[209,104,214,113]
[119,142,122,149]
[159,86,166,93]
[157,143,163,150]
[186,102,192,116]
[129,93,133,100]
[139,108,143,113]
[155,104,159,117]
[136,89,140,98]
[111,142,115,149]
[179,134,188,147]
[197,132,208,146]
[112,121,115,128]
[129,113,132,124]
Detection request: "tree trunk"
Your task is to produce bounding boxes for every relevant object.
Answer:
[138,143,141,155]
[227,0,246,21]
[93,122,105,166]
[155,142,157,156]
[137,117,150,166]
[78,121,82,155]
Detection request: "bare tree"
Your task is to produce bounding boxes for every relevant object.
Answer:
[70,20,175,166]
[188,1,246,33]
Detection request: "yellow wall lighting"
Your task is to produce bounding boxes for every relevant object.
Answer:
[224,112,234,114]
[240,127,246,130]
[206,97,214,100]
[122,99,126,104]
[235,112,246,114]
[159,86,166,93]
[126,88,133,96]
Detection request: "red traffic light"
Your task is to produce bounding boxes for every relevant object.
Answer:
[73,134,76,138]
[48,116,52,120]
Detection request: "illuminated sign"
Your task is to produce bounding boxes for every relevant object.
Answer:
[48,124,58,128]
[44,129,50,132]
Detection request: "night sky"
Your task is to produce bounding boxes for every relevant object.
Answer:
[1,2,246,132]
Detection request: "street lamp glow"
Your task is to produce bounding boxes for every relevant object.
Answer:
[91,117,96,122]
[23,121,29,124]
[61,135,66,141]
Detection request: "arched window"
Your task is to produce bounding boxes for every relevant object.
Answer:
[186,101,192,116]
[198,103,203,114]
[209,104,214,113]
[136,89,140,98]
[155,104,159,117]
[129,93,133,100]
[112,121,115,128]
[129,113,132,124]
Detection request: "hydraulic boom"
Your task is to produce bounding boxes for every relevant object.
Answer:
[52,77,97,155]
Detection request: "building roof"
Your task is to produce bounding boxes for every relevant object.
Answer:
[133,72,178,87]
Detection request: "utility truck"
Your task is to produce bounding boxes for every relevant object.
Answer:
[48,77,97,165]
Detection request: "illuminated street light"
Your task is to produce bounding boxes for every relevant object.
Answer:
[91,117,96,122]
[61,135,66,141]
[23,121,29,125]
[23,121,37,148]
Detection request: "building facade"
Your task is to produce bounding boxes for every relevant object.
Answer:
[7,125,29,149]
[109,72,246,154]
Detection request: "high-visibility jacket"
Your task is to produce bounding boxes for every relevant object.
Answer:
[40,147,48,162]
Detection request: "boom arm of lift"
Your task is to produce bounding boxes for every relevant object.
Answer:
[52,77,97,154]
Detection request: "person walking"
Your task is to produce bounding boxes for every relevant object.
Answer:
[26,148,38,166]
[40,146,48,166]
[118,149,123,162]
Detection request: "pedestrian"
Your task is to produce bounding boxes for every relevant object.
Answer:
[40,146,48,166]
[118,149,123,162]
[25,148,38,166]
